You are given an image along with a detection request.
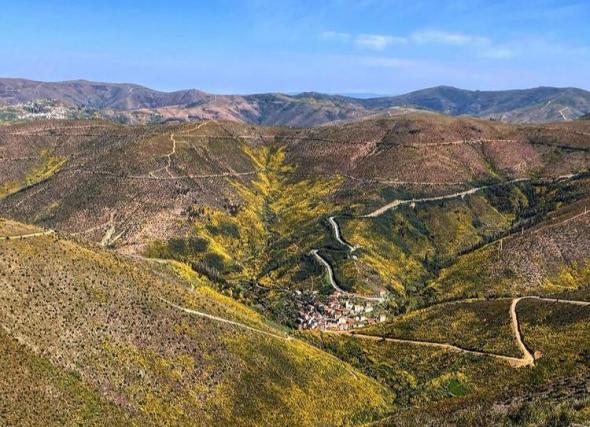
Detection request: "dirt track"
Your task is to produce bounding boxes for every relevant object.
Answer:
[364,178,529,217]
[3,229,589,369]
[310,249,384,302]
[0,230,55,240]
[329,296,590,368]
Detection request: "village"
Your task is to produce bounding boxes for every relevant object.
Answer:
[0,99,89,121]
[297,291,387,331]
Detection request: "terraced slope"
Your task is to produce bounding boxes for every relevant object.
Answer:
[0,218,392,426]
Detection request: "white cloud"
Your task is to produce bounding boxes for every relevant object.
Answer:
[320,28,589,62]
[355,34,407,50]
[411,30,489,46]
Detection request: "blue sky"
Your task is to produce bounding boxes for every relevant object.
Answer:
[1,0,589,94]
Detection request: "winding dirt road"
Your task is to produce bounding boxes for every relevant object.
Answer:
[328,216,356,252]
[364,178,529,218]
[315,216,383,300]
[4,229,589,369]
[146,120,213,179]
[311,173,579,304]
[310,248,384,302]
[509,296,590,367]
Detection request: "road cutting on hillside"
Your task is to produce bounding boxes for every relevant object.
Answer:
[308,170,589,367]
[328,216,357,252]
[364,178,530,218]
[310,217,384,302]
[159,297,291,341]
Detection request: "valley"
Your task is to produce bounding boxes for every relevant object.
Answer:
[1,111,590,425]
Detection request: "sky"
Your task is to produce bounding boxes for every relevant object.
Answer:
[1,0,589,94]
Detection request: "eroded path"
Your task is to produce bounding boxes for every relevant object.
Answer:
[159,297,290,341]
[158,297,364,379]
[324,330,530,368]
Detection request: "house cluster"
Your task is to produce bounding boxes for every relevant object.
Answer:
[297,292,387,331]
[19,100,74,119]
[2,99,84,121]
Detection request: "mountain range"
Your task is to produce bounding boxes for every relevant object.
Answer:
[1,77,590,126]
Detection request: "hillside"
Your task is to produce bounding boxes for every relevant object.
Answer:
[427,193,590,303]
[0,78,208,110]
[0,218,392,426]
[366,86,590,123]
[303,290,590,425]
[2,78,590,126]
[1,114,589,315]
[1,112,589,425]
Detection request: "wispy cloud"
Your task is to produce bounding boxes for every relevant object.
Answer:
[411,30,488,46]
[410,30,519,59]
[320,31,352,43]
[319,28,589,62]
[354,34,407,50]
[320,31,406,51]
[479,46,517,59]
[321,29,490,52]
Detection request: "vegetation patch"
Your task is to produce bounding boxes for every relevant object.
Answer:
[0,149,66,199]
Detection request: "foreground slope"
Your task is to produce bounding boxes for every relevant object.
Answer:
[0,219,391,426]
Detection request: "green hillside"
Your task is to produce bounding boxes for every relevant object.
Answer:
[0,219,392,426]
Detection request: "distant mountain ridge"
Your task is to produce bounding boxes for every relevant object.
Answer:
[0,78,209,110]
[1,77,589,125]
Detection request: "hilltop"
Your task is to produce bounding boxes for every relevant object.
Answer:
[2,78,590,126]
[0,78,208,110]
